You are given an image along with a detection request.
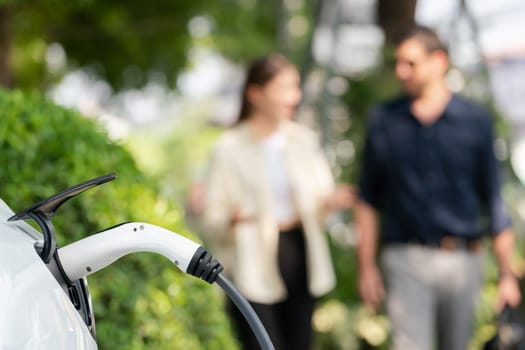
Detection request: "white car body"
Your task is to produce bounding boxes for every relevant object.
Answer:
[0,199,97,349]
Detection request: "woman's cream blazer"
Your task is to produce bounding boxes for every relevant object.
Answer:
[202,120,336,304]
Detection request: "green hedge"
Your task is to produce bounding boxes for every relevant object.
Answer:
[0,89,238,349]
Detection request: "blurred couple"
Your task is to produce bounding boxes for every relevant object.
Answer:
[187,24,521,350]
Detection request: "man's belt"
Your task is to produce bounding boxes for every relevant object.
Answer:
[406,236,482,252]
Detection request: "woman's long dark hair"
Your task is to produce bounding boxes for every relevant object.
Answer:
[236,53,294,124]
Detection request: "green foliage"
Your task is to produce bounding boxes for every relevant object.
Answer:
[0,88,239,349]
[8,0,283,89]
[124,111,221,203]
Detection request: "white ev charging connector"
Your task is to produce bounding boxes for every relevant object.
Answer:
[58,222,209,282]
[8,174,275,350]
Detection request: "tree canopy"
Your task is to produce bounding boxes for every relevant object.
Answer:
[2,0,286,89]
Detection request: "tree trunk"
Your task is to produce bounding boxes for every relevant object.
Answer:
[377,0,418,44]
[0,6,13,88]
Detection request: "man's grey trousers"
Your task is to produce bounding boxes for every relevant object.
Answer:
[381,244,484,350]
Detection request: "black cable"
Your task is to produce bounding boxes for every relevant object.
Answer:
[216,273,275,350]
[187,249,274,348]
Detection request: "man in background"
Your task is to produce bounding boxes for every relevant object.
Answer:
[355,25,521,350]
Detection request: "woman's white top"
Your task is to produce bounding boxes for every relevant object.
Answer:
[260,130,298,225]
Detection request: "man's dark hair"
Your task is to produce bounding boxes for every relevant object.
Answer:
[395,25,448,55]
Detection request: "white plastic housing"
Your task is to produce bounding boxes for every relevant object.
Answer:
[58,222,201,281]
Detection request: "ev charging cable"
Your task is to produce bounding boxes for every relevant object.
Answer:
[57,222,275,350]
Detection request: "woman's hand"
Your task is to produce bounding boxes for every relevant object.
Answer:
[229,207,256,228]
[185,182,206,215]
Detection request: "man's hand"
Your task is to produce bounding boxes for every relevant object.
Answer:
[325,184,357,211]
[492,229,522,311]
[497,273,521,311]
[358,263,385,312]
[356,200,383,311]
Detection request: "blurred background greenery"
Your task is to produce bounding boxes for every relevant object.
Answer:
[1,0,525,349]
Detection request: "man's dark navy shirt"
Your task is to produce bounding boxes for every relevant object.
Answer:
[359,94,512,244]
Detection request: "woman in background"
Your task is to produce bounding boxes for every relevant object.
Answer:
[200,53,353,350]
